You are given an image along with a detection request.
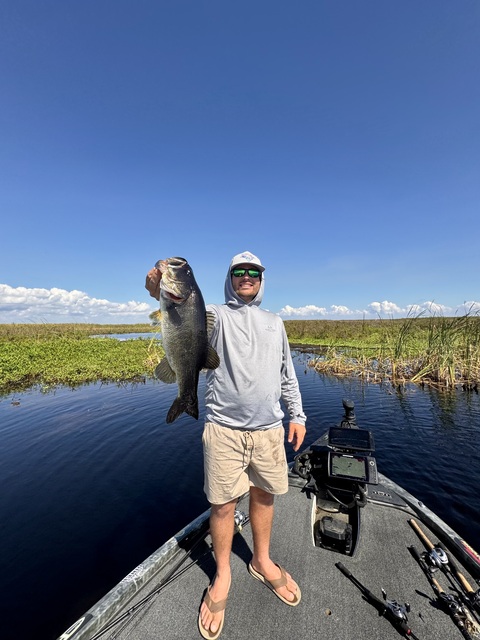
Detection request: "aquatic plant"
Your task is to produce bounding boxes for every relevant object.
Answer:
[0,323,161,394]
[285,313,480,390]
[2,314,479,395]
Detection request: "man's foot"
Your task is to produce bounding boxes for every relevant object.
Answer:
[198,573,231,639]
[248,561,301,606]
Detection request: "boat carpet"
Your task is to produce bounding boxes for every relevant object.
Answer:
[103,480,477,640]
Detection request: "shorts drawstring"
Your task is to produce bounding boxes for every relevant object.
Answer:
[242,431,254,466]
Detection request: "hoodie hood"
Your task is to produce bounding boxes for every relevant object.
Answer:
[224,251,265,307]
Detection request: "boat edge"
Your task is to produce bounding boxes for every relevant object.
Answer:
[56,508,211,640]
[57,469,480,640]
[377,472,480,580]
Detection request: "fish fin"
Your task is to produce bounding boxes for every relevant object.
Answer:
[166,397,199,423]
[204,346,220,370]
[205,311,216,339]
[155,358,176,383]
[150,309,162,324]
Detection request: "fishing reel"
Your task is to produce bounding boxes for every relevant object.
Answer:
[337,563,418,638]
[381,589,411,628]
[438,592,480,636]
[234,510,248,532]
[422,546,449,572]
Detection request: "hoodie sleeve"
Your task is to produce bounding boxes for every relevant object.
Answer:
[280,323,307,426]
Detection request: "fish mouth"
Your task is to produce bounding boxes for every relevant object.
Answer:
[162,289,185,303]
[156,257,187,274]
[157,257,190,303]
[160,279,186,302]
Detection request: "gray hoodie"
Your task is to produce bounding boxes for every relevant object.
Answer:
[204,263,306,431]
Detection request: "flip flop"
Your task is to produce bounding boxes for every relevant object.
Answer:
[198,580,230,640]
[248,562,301,606]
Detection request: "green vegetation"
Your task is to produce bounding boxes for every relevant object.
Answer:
[0,323,163,395]
[1,313,479,396]
[285,312,480,389]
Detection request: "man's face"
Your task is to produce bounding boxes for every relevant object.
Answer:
[231,263,261,302]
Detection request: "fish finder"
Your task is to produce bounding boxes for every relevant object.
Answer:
[328,451,378,484]
[328,426,375,452]
[327,426,378,484]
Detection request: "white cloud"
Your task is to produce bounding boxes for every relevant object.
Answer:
[453,301,480,315]
[278,299,480,320]
[405,301,453,316]
[279,304,327,317]
[0,284,154,324]
[279,304,364,318]
[330,305,356,316]
[2,284,479,324]
[368,300,404,316]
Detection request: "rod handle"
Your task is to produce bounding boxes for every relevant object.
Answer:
[457,573,475,594]
[409,518,434,550]
[438,543,476,594]
[431,576,444,594]
[336,562,352,579]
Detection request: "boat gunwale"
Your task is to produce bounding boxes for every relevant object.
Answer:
[57,470,480,640]
[375,472,480,580]
[57,508,212,640]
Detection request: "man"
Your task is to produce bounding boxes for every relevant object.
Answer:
[146,251,306,639]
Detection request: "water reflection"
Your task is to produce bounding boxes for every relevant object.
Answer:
[91,332,161,341]
[0,351,479,640]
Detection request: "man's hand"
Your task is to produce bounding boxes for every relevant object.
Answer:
[145,267,161,301]
[287,422,306,452]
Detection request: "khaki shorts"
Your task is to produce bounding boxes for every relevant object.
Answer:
[202,422,289,505]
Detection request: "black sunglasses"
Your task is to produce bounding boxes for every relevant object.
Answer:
[231,268,261,278]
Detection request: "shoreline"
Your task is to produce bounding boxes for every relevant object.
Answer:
[1,317,479,395]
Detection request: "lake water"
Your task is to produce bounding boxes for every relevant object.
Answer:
[1,351,480,640]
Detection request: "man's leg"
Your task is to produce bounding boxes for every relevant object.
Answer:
[249,486,299,602]
[199,499,236,634]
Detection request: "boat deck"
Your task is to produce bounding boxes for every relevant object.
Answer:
[83,474,479,640]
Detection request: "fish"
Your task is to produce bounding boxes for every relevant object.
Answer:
[154,257,220,423]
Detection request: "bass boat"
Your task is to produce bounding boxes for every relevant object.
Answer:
[58,399,480,640]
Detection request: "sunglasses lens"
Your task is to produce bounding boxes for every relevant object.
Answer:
[231,268,260,278]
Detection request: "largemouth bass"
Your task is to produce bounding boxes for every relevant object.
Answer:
[154,257,220,423]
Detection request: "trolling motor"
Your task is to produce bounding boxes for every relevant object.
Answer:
[293,399,378,555]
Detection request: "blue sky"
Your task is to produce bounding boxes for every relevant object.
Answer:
[1,1,479,323]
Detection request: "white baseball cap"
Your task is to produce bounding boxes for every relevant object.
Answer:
[229,251,265,272]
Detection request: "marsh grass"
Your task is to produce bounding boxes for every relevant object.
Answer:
[2,315,480,395]
[285,313,480,389]
[0,323,153,341]
[0,323,163,394]
[410,313,480,387]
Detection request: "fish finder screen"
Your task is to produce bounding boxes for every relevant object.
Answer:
[329,452,367,481]
[328,427,374,452]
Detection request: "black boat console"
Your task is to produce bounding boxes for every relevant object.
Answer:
[293,399,378,556]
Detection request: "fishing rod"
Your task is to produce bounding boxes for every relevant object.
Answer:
[437,541,480,615]
[409,545,480,640]
[336,562,420,639]
[409,518,480,621]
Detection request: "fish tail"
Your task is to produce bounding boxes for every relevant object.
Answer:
[166,396,199,423]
